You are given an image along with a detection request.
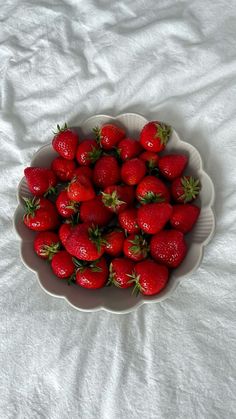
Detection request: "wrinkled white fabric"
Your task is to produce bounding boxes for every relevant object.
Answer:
[0,1,236,418]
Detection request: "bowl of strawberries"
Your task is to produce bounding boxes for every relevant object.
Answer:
[14,113,215,313]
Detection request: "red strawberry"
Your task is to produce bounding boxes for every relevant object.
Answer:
[170,204,200,233]
[150,230,187,268]
[136,176,170,204]
[52,123,78,160]
[93,156,120,188]
[140,151,159,169]
[121,158,146,185]
[123,234,149,261]
[34,231,60,260]
[59,222,74,247]
[56,190,78,218]
[140,121,172,152]
[104,229,125,257]
[76,139,101,166]
[51,250,75,278]
[80,195,113,226]
[74,257,108,289]
[24,167,57,196]
[102,185,135,214]
[130,259,169,296]
[51,157,76,182]
[117,138,142,161]
[94,124,126,150]
[65,224,105,261]
[23,197,59,231]
[118,208,140,234]
[73,166,93,179]
[108,258,135,288]
[158,154,188,181]
[171,176,200,203]
[137,202,172,234]
[67,174,95,202]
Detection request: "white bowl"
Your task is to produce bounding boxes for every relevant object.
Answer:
[14,113,215,313]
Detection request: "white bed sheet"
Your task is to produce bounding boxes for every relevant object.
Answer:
[0,1,236,418]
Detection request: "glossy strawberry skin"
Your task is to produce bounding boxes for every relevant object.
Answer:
[123,234,148,261]
[117,138,142,161]
[140,121,171,152]
[67,174,95,202]
[59,223,74,247]
[93,156,120,188]
[121,158,146,186]
[98,124,126,150]
[80,195,113,227]
[109,258,135,288]
[171,176,200,203]
[150,230,187,268]
[24,167,57,196]
[102,185,135,214]
[76,139,101,165]
[137,202,173,234]
[51,157,76,181]
[23,198,59,231]
[140,151,159,169]
[118,208,140,234]
[170,204,200,233]
[51,250,75,278]
[133,259,169,295]
[104,230,125,257]
[75,257,108,289]
[56,190,78,218]
[52,127,78,160]
[136,176,170,203]
[158,154,188,181]
[34,231,60,260]
[65,224,105,261]
[72,166,93,180]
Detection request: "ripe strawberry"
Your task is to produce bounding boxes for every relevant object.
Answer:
[118,208,140,234]
[123,234,149,261]
[51,250,75,278]
[59,222,74,247]
[24,167,57,196]
[76,139,101,165]
[93,156,120,188]
[67,174,95,202]
[51,157,76,182]
[140,121,172,152]
[80,195,113,226]
[137,202,172,234]
[94,124,126,150]
[108,258,135,288]
[158,154,188,181]
[102,185,135,214]
[23,197,59,231]
[52,123,78,160]
[136,176,170,204]
[56,190,78,218]
[117,137,142,161]
[65,224,106,261]
[104,229,125,257]
[130,259,169,296]
[140,151,159,169]
[170,204,200,233]
[73,166,93,179]
[150,230,187,268]
[34,231,60,260]
[74,257,108,289]
[121,158,146,185]
[171,176,200,203]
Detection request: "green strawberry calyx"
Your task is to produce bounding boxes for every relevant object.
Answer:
[88,225,107,253]
[73,258,102,273]
[53,123,68,135]
[87,146,102,164]
[180,176,200,203]
[40,242,60,261]
[127,273,144,296]
[23,196,40,219]
[139,191,165,204]
[107,263,121,288]
[101,190,125,212]
[155,122,172,146]
[129,235,149,258]
[93,126,103,145]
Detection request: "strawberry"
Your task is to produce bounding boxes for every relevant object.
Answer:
[24,167,57,196]
[73,166,93,179]
[171,176,200,203]
[104,229,125,257]
[121,158,146,185]
[150,230,187,268]
[34,231,60,260]
[94,124,126,150]
[123,234,149,261]
[158,154,188,181]
[51,157,76,182]
[59,222,74,247]
[140,121,172,152]
[117,137,142,161]
[67,174,95,202]
[137,202,172,234]
[140,151,159,170]
[23,197,59,231]
[130,259,169,296]
[80,195,113,226]
[74,257,108,289]
[52,123,78,160]
[51,250,75,278]
[118,208,140,234]
[102,185,135,214]
[108,258,135,288]
[170,204,200,233]
[65,224,106,261]
[56,190,79,218]
[136,176,170,204]
[93,156,120,188]
[76,139,101,165]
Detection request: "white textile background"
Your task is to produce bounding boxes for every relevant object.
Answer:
[0,1,236,418]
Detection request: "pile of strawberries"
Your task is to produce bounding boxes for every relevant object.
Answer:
[23,121,201,296]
